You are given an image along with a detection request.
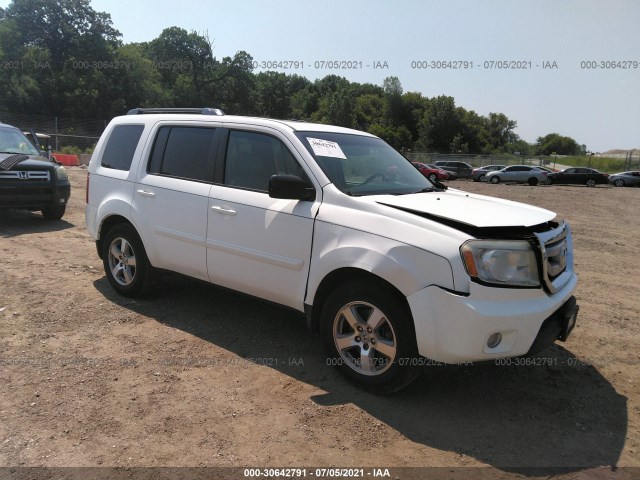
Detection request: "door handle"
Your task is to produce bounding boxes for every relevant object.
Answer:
[136,189,156,198]
[211,205,237,216]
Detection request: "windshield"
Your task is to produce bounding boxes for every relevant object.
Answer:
[0,126,40,156]
[295,131,432,195]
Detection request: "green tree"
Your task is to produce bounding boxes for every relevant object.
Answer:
[354,94,384,131]
[4,0,120,70]
[535,133,581,155]
[382,76,403,126]
[450,133,468,153]
[210,51,255,114]
[486,112,518,152]
[0,0,121,116]
[418,95,462,152]
[148,27,215,104]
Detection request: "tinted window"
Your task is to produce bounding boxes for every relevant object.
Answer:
[101,125,144,171]
[225,130,306,191]
[149,126,216,182]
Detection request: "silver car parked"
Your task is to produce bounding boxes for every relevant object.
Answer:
[485,165,549,186]
[609,171,640,187]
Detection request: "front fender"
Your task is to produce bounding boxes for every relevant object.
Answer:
[305,221,455,305]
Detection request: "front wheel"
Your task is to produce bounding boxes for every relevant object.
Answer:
[41,203,66,220]
[321,282,421,394]
[613,179,624,187]
[477,174,486,182]
[585,178,596,187]
[428,173,437,183]
[490,176,500,184]
[102,223,157,297]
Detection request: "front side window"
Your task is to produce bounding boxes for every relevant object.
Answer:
[148,126,216,182]
[295,131,431,196]
[225,130,307,192]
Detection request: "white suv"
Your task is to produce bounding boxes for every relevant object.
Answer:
[86,108,579,393]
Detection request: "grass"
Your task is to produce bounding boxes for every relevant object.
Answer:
[548,156,635,173]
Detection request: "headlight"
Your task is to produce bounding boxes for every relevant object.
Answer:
[55,166,68,181]
[461,240,540,287]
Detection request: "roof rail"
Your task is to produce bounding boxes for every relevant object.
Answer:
[126,107,225,116]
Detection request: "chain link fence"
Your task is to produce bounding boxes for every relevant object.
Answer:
[407,152,640,172]
[0,111,107,153]
[406,153,546,168]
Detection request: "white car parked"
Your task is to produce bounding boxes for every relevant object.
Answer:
[86,108,579,393]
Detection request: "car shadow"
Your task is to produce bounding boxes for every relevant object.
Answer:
[93,274,627,475]
[0,209,74,237]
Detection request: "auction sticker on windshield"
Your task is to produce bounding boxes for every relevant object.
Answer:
[307,137,347,159]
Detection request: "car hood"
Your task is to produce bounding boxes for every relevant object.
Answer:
[371,189,555,228]
[0,153,53,169]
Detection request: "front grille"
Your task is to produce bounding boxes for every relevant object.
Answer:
[534,222,572,294]
[0,170,51,181]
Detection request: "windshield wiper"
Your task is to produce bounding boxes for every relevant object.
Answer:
[407,187,435,194]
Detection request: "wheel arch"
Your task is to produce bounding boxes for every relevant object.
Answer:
[306,267,412,333]
[96,215,137,260]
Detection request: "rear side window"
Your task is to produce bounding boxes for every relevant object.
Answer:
[101,125,144,171]
[148,126,216,182]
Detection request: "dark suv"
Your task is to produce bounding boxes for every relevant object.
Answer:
[433,161,474,178]
[0,123,70,219]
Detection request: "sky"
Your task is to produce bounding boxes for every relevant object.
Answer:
[3,0,639,152]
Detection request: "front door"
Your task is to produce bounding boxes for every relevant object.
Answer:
[206,128,319,310]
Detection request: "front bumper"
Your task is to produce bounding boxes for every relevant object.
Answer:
[0,182,70,209]
[406,272,578,364]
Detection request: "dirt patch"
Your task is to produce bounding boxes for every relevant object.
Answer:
[0,169,638,474]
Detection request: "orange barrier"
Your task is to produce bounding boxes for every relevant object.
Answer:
[51,153,79,166]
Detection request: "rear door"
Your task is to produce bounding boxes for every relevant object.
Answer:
[206,126,319,310]
[131,124,219,281]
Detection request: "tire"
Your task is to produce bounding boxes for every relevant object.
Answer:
[585,178,596,187]
[428,173,437,183]
[477,174,486,182]
[613,179,624,187]
[490,176,500,184]
[528,177,539,186]
[102,223,157,297]
[41,203,66,220]
[321,281,421,394]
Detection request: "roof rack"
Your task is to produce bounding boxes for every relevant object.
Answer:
[126,107,225,116]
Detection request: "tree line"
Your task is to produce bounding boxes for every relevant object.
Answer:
[0,0,586,155]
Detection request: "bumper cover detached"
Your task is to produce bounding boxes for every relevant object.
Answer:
[407,272,578,364]
[527,296,578,355]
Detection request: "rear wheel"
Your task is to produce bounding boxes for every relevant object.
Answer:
[102,224,157,297]
[528,177,539,186]
[613,179,624,187]
[321,282,421,394]
[490,176,500,184]
[585,178,596,187]
[41,203,66,220]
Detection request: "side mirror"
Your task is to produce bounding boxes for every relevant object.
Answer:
[269,175,315,201]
